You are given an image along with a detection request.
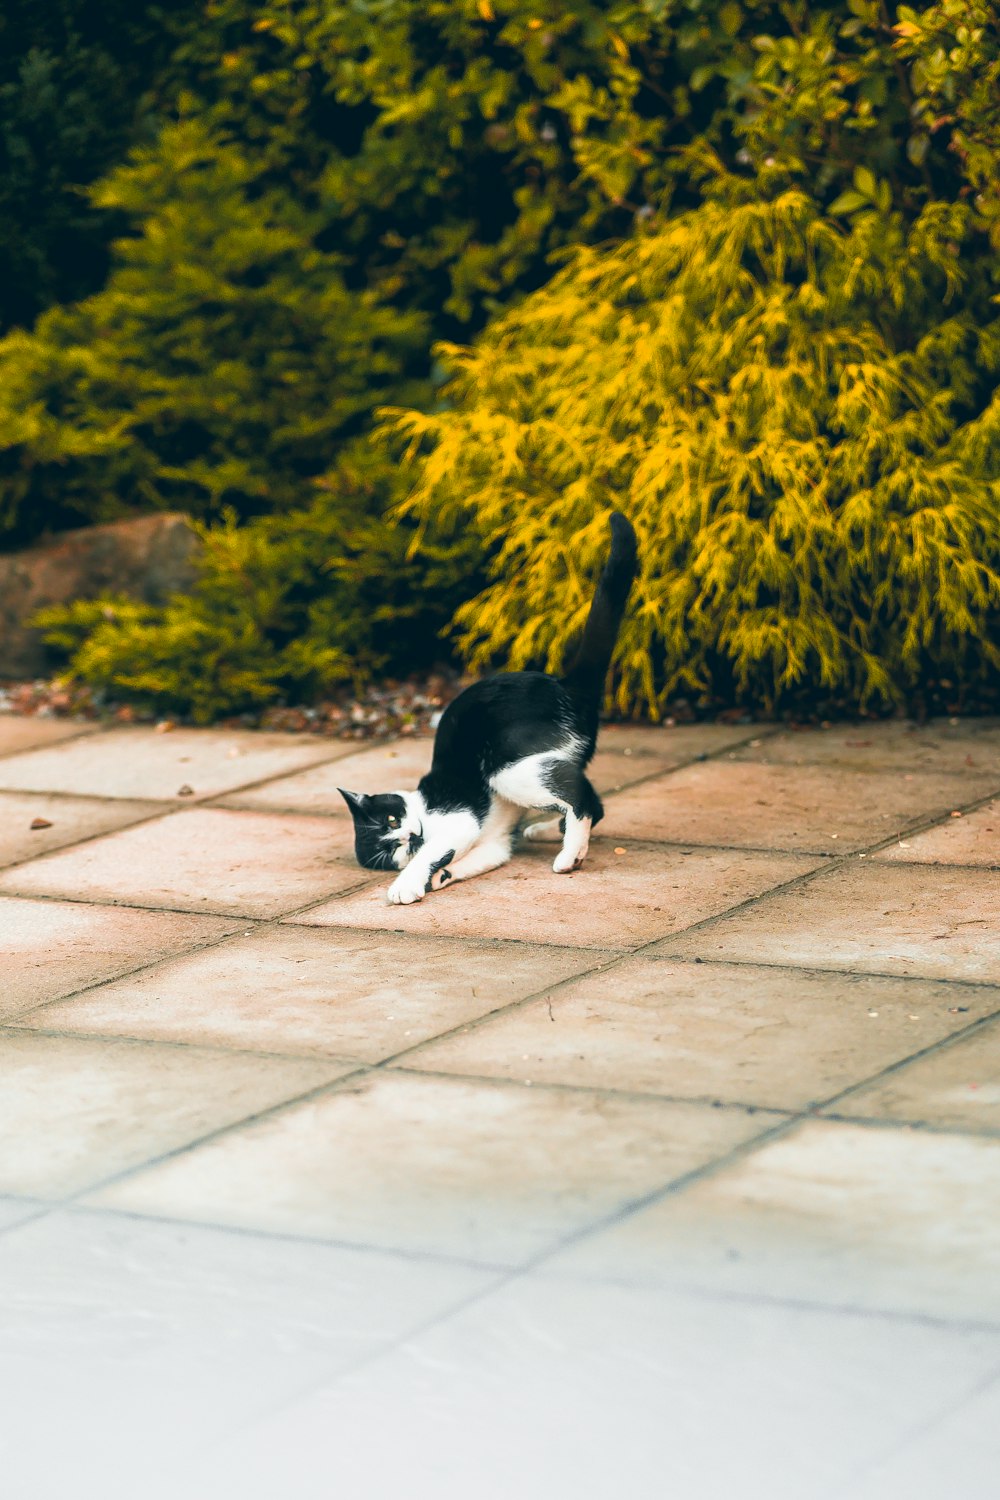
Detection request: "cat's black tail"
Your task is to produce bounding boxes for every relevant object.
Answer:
[561,511,638,705]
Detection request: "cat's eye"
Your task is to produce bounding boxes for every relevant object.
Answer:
[387,815,400,828]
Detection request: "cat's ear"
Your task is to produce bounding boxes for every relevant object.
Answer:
[337,788,369,819]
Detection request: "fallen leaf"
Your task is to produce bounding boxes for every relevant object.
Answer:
[177,784,194,797]
[29,817,53,830]
[613,846,627,854]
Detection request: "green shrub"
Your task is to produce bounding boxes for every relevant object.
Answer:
[392,187,1000,716]
[34,442,477,722]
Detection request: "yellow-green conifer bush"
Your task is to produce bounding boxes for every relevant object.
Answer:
[393,183,1000,716]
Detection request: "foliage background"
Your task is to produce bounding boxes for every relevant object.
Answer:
[2,0,997,718]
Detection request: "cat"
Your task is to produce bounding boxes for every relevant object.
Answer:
[339,510,638,905]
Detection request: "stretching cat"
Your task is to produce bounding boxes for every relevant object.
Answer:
[339,511,638,905]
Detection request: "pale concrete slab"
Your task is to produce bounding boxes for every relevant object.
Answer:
[846,1377,1000,1500]
[0,1208,493,1500]
[408,958,1000,1111]
[25,925,598,1061]
[0,1197,39,1232]
[0,717,98,757]
[875,796,1000,867]
[732,717,1000,776]
[0,789,159,869]
[0,1032,345,1198]
[601,759,994,853]
[0,806,362,918]
[219,738,436,815]
[0,725,346,800]
[0,895,241,1016]
[660,862,1000,983]
[834,1016,1000,1133]
[89,1072,778,1262]
[298,843,816,951]
[189,1272,1000,1500]
[562,1118,1000,1322]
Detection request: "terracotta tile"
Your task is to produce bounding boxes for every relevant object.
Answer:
[562,1119,1000,1321]
[874,797,1000,868]
[221,724,756,814]
[0,718,98,757]
[90,1071,778,1262]
[600,759,994,853]
[295,843,815,951]
[834,1016,1000,1133]
[0,896,240,1017]
[220,738,435,815]
[660,862,1000,982]
[0,725,345,801]
[0,790,159,870]
[596,722,762,758]
[0,1032,344,1197]
[409,958,999,1111]
[0,1210,491,1498]
[0,807,363,918]
[26,924,597,1061]
[733,718,1000,776]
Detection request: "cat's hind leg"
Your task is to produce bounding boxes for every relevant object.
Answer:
[544,767,603,875]
[521,813,565,843]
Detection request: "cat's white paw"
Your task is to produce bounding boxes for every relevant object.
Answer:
[552,848,586,874]
[386,873,424,905]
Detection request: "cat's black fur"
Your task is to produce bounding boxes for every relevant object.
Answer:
[340,511,638,899]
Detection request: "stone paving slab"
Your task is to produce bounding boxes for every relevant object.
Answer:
[559,1117,1000,1323]
[2,714,999,1499]
[217,722,751,817]
[88,1071,779,1263]
[846,1379,1000,1500]
[0,1197,38,1231]
[833,1016,1000,1133]
[601,758,996,852]
[732,717,1000,775]
[0,716,99,757]
[22,925,599,1061]
[406,957,1000,1112]
[0,789,160,869]
[192,1270,1000,1500]
[298,842,816,951]
[874,796,1000,867]
[0,1208,494,1500]
[0,1031,345,1198]
[219,738,438,815]
[0,806,361,918]
[0,725,346,801]
[660,861,1000,983]
[0,895,242,1016]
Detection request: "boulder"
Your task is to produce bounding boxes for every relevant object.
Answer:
[0,513,201,677]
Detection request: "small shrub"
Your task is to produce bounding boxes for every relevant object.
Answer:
[34,443,477,722]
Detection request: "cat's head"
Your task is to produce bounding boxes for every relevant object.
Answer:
[338,788,424,872]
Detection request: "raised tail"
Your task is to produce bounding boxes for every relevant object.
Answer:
[561,511,638,704]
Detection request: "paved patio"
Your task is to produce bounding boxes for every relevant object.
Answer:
[1,711,998,1499]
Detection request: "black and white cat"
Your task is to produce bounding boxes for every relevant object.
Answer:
[339,511,638,905]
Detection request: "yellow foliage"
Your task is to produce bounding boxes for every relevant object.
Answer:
[388,192,1000,716]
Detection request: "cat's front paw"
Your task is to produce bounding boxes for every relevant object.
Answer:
[386,873,425,905]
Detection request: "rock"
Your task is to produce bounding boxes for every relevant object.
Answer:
[0,513,201,677]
